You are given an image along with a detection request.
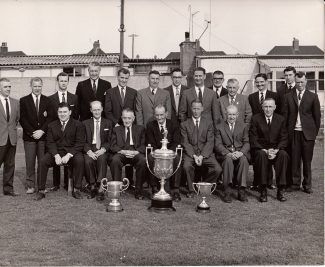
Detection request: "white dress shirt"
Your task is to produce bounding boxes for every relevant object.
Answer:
[125,126,134,145]
[58,91,68,103]
[192,116,201,127]
[195,86,204,98]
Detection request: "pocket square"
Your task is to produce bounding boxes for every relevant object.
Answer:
[70,104,75,107]
[104,128,109,131]
[43,111,47,117]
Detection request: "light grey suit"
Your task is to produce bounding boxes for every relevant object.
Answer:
[135,87,171,126]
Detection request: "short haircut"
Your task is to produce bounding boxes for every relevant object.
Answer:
[226,104,238,113]
[193,67,206,75]
[149,70,160,76]
[122,107,135,115]
[213,70,224,77]
[154,103,167,113]
[295,71,306,79]
[57,72,70,81]
[118,68,130,76]
[263,98,275,105]
[284,66,296,74]
[58,102,71,110]
[171,68,183,76]
[0,78,10,83]
[88,61,101,68]
[255,73,268,81]
[90,100,103,109]
[30,77,43,86]
[191,98,203,107]
[227,78,239,85]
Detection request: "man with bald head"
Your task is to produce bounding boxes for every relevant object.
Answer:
[215,105,250,203]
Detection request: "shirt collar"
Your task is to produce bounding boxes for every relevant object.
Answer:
[287,82,295,88]
[0,94,9,101]
[265,115,273,122]
[94,117,101,123]
[158,120,167,129]
[259,89,267,95]
[297,89,305,96]
[192,116,201,124]
[60,119,69,125]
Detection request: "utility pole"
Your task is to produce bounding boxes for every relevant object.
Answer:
[191,10,199,41]
[128,33,139,59]
[119,0,125,67]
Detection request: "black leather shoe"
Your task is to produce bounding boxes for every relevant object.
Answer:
[186,191,195,198]
[81,184,91,194]
[267,184,276,190]
[223,192,232,203]
[303,188,313,194]
[249,185,259,191]
[72,190,83,199]
[87,188,98,199]
[35,192,45,200]
[135,191,145,200]
[4,191,19,196]
[96,192,105,201]
[259,192,267,202]
[238,189,248,202]
[277,190,287,202]
[173,192,181,202]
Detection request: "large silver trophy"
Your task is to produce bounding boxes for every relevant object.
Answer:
[100,178,129,212]
[146,129,182,212]
[193,182,216,213]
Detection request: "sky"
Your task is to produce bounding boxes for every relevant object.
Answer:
[0,0,324,58]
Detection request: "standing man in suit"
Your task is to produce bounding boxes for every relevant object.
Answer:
[179,67,218,124]
[110,108,147,200]
[164,68,188,125]
[83,101,113,199]
[105,68,137,126]
[49,72,79,191]
[146,104,182,201]
[181,99,222,198]
[209,70,228,99]
[283,72,321,193]
[136,70,171,126]
[36,102,86,200]
[277,66,296,113]
[249,98,288,202]
[76,61,112,121]
[0,78,20,196]
[20,77,54,194]
[215,105,250,203]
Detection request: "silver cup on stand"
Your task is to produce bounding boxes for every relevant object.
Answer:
[193,182,217,213]
[100,177,129,212]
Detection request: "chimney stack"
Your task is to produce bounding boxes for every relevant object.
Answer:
[93,40,100,55]
[1,42,8,53]
[292,37,299,52]
[185,32,190,42]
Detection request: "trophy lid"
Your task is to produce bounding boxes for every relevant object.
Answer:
[152,147,176,159]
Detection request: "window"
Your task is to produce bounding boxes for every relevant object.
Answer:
[63,67,82,77]
[319,71,324,91]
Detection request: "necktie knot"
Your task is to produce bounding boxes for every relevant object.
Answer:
[288,85,292,90]
[151,89,155,95]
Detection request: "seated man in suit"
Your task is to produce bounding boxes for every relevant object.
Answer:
[110,108,147,200]
[181,99,222,198]
[146,104,182,201]
[208,70,228,99]
[83,101,113,199]
[215,105,250,203]
[36,102,86,200]
[249,98,288,202]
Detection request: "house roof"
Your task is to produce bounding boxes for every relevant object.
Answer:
[258,58,324,69]
[267,46,324,55]
[0,51,26,57]
[166,50,226,60]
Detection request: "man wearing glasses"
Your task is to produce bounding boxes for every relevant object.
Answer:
[209,70,228,99]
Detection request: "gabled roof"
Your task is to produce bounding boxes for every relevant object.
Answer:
[87,47,107,56]
[165,50,226,60]
[0,51,26,57]
[267,46,323,55]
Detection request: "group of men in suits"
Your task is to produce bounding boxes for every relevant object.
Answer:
[0,63,321,204]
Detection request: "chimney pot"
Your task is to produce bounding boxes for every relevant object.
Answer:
[0,42,8,53]
[185,32,190,41]
[292,37,299,52]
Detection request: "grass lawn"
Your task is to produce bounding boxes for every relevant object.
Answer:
[0,139,324,266]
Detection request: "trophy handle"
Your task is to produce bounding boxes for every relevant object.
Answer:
[192,183,199,194]
[169,145,183,178]
[211,183,217,194]
[100,178,109,192]
[145,145,159,178]
[121,178,130,192]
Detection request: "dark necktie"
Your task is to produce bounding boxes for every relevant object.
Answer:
[229,123,234,133]
[298,92,302,101]
[92,81,97,95]
[126,127,130,145]
[5,98,9,122]
[175,87,180,113]
[195,119,199,144]
[260,92,264,104]
[61,122,66,132]
[288,85,292,91]
[62,93,66,103]
[96,120,101,149]
[160,125,164,135]
[151,89,155,95]
[198,88,203,102]
[231,96,235,105]
[35,95,39,116]
[121,87,125,105]
[267,118,271,127]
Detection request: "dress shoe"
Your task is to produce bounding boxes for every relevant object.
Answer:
[35,192,45,200]
[223,192,232,203]
[277,190,287,202]
[303,188,313,194]
[249,185,259,191]
[87,188,98,199]
[72,190,83,199]
[186,191,195,198]
[4,191,19,197]
[172,192,181,202]
[267,184,276,190]
[259,190,268,202]
[135,190,145,200]
[81,184,91,193]
[26,188,35,194]
[96,192,105,201]
[238,189,248,202]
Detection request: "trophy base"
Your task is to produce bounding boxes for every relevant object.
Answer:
[148,199,176,212]
[106,205,124,212]
[196,205,211,213]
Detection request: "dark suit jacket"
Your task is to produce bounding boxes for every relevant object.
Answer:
[215,120,250,161]
[20,94,54,142]
[249,113,287,151]
[46,119,86,157]
[48,91,79,120]
[282,89,321,141]
[180,117,214,158]
[164,85,188,125]
[277,83,296,114]
[145,119,180,151]
[75,78,112,121]
[110,125,146,154]
[178,87,218,124]
[104,86,137,125]
[248,90,279,115]
[208,86,228,99]
[82,118,113,153]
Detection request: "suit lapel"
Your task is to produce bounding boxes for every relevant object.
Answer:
[292,89,299,106]
[169,87,176,111]
[202,87,209,106]
[0,99,6,120]
[28,94,38,118]
[146,88,155,105]
[90,119,94,141]
[114,87,123,108]
[225,122,233,142]
[39,94,46,116]
[190,88,197,101]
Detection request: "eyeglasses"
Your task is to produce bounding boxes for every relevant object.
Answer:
[172,76,182,79]
[213,78,224,80]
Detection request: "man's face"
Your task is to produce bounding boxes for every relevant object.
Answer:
[58,76,69,91]
[295,76,307,92]
[31,81,42,96]
[90,102,103,120]
[212,74,224,88]
[194,70,205,87]
[171,71,182,87]
[118,72,130,87]
[191,102,203,118]
[88,65,101,80]
[121,111,135,127]
[262,100,276,118]
[227,82,239,97]
[284,70,295,84]
[0,81,11,98]
[154,107,167,125]
[255,77,267,91]
[148,73,160,89]
[58,107,71,122]
[226,107,238,124]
